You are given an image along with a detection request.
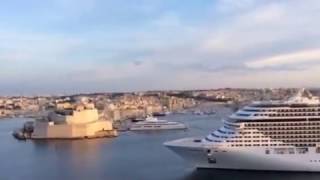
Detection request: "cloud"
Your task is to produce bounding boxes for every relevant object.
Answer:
[245,49,320,68]
[202,2,317,55]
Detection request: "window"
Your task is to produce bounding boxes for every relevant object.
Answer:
[237,113,250,117]
[296,147,309,154]
[208,157,216,164]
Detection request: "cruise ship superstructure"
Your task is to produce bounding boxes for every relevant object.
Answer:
[165,89,320,171]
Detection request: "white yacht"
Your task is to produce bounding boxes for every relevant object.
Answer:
[130,116,187,131]
[165,89,320,172]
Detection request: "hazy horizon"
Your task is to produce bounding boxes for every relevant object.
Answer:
[1,0,320,95]
[2,86,319,97]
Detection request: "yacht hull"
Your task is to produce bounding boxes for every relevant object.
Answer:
[130,124,187,131]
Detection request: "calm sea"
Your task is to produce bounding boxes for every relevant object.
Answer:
[1,105,320,180]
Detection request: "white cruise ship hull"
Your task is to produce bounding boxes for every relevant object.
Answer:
[165,138,320,172]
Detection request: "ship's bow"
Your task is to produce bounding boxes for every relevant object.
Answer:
[164,137,209,168]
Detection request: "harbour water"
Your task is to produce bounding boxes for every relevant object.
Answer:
[1,105,320,180]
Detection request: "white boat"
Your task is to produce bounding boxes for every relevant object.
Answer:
[130,116,187,131]
[165,89,320,172]
[193,110,204,115]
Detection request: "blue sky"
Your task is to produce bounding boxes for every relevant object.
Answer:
[1,0,320,95]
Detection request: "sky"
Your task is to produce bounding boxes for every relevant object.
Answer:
[1,0,320,95]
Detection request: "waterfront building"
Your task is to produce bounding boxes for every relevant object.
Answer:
[30,102,117,139]
[56,102,73,110]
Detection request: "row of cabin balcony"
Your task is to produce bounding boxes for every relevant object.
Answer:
[226,140,270,143]
[246,128,320,131]
[226,138,320,143]
[248,127,320,131]
[224,142,318,147]
[244,107,320,112]
[245,122,320,127]
[264,130,320,134]
[236,112,320,117]
[211,133,268,140]
[249,103,320,108]
[230,143,317,147]
[281,139,320,142]
[264,135,320,139]
[231,144,281,147]
[254,113,320,117]
[227,138,320,144]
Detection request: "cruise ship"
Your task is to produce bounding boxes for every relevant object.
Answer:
[130,116,187,131]
[165,89,320,172]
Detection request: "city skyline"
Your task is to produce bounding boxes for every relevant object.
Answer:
[1,0,320,95]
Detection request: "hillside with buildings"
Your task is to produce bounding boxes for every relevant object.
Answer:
[1,88,314,122]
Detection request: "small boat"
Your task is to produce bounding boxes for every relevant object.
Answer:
[152,112,166,117]
[193,110,204,115]
[204,111,216,115]
[12,129,26,140]
[131,117,146,122]
[130,116,187,131]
